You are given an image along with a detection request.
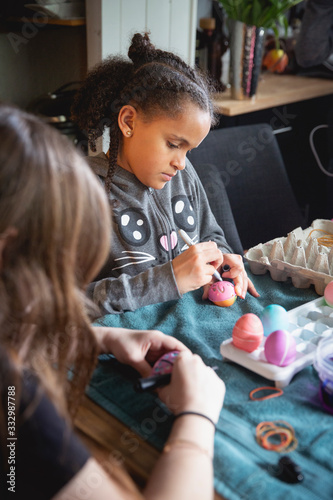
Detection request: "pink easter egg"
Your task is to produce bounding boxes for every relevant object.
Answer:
[264,330,297,367]
[232,313,264,353]
[324,281,333,307]
[208,281,237,307]
[151,350,179,376]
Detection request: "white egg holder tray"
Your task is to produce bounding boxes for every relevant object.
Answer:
[220,296,333,387]
[244,219,333,295]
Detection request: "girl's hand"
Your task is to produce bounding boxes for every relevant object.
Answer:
[93,327,189,377]
[157,350,225,424]
[172,241,223,295]
[202,253,259,300]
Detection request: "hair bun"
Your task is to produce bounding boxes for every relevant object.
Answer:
[128,32,157,66]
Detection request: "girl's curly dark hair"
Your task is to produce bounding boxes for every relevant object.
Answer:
[71,32,218,193]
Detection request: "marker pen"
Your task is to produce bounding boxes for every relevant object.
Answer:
[135,366,219,392]
[134,373,172,392]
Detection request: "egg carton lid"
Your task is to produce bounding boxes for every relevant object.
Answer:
[220,296,332,387]
[244,219,333,295]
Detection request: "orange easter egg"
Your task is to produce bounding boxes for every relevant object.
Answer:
[232,313,264,352]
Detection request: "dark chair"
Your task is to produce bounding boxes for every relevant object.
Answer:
[189,123,305,252]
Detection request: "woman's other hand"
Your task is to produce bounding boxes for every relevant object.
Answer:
[93,327,189,377]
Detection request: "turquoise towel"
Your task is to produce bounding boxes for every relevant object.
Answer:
[87,269,333,500]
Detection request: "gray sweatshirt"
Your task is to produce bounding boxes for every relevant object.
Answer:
[88,153,233,314]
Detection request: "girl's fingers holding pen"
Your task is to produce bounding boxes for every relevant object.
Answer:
[191,241,223,265]
[172,243,223,294]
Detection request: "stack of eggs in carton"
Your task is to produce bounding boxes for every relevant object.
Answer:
[231,305,297,368]
[221,306,301,387]
[220,284,333,388]
[244,219,333,295]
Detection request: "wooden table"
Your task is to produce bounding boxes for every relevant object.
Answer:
[214,72,333,116]
[75,395,224,499]
[6,16,86,26]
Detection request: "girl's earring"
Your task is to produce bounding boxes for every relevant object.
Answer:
[126,130,132,137]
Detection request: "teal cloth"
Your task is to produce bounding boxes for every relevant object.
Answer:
[87,269,333,500]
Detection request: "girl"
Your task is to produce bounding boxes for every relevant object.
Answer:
[71,32,259,315]
[0,104,225,500]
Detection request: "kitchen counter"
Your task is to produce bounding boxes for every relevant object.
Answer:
[214,72,333,116]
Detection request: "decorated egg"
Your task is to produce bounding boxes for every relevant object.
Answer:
[324,281,333,308]
[260,304,289,337]
[232,313,264,352]
[264,330,297,367]
[208,281,237,307]
[151,350,179,376]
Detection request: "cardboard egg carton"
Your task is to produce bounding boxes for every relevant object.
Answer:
[244,219,333,295]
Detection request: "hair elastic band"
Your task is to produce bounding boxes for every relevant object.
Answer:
[255,420,298,453]
[249,386,283,401]
[308,228,333,248]
[174,411,216,429]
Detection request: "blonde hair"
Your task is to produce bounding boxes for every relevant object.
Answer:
[0,104,111,418]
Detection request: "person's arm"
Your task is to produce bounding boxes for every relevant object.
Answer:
[53,458,143,500]
[295,0,333,67]
[144,351,224,500]
[53,351,225,500]
[88,260,181,315]
[144,416,215,500]
[54,415,215,500]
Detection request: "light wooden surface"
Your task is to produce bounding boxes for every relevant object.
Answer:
[75,395,224,499]
[7,16,86,26]
[214,72,333,116]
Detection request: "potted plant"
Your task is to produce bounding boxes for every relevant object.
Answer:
[217,0,302,99]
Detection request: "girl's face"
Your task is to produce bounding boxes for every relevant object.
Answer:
[117,102,211,189]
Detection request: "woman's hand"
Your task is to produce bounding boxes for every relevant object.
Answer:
[157,350,225,424]
[202,253,259,300]
[93,327,189,377]
[172,241,223,295]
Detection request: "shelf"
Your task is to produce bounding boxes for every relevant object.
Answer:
[214,72,333,116]
[6,16,86,27]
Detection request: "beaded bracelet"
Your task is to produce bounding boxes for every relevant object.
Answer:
[174,411,216,429]
[163,438,212,460]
